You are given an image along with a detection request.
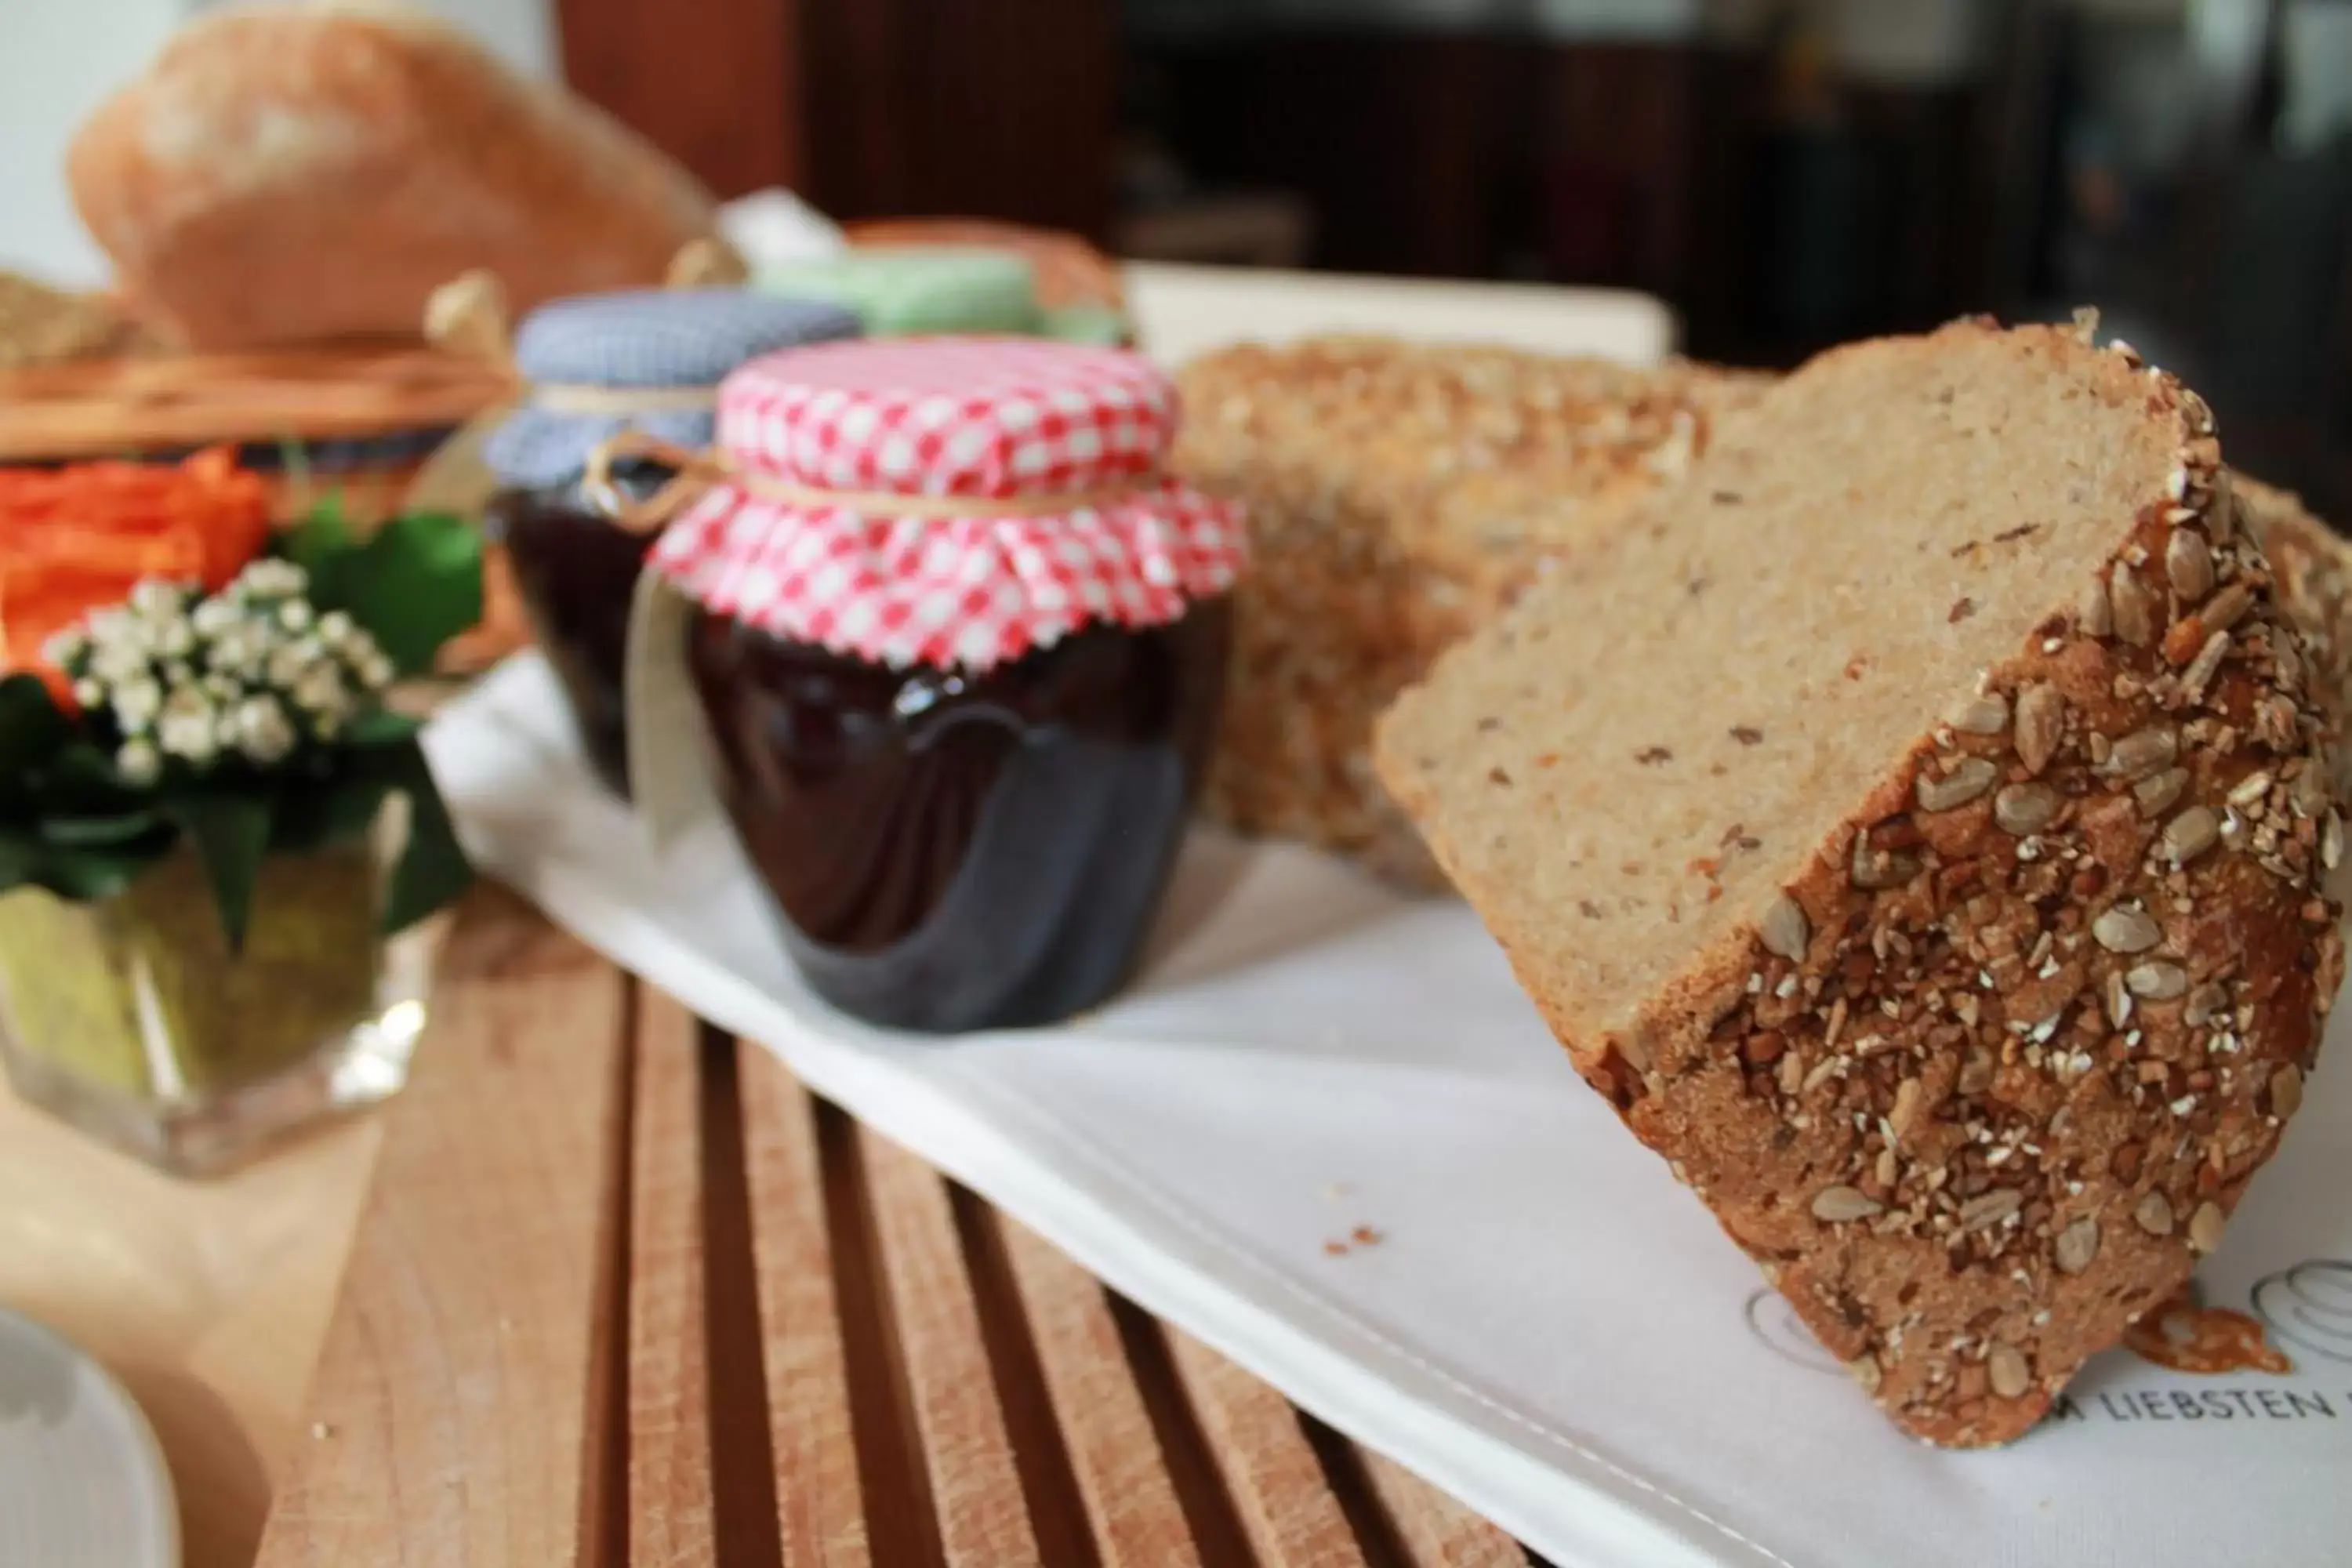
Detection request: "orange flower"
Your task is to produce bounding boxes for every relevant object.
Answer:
[0,448,271,700]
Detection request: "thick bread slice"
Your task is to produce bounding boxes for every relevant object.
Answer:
[1376,319,2345,1446]
[1172,337,1766,884]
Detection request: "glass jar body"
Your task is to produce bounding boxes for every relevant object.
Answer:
[0,819,437,1174]
[488,472,661,797]
[687,600,1232,1033]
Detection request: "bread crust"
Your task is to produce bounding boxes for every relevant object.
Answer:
[67,2,717,350]
[1378,321,2343,1446]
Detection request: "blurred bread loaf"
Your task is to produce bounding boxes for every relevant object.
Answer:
[68,0,718,350]
[1171,337,1766,883]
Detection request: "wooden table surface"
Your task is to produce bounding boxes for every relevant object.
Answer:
[2,887,1540,1567]
[0,996,383,1568]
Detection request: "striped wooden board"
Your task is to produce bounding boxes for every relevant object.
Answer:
[252,892,1538,1567]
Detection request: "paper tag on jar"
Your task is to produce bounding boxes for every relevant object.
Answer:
[624,568,721,849]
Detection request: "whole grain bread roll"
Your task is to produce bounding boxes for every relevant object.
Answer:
[1377,318,2344,1446]
[1171,338,1767,885]
[68,1,718,350]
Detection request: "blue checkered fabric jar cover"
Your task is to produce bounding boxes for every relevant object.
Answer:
[485,289,861,490]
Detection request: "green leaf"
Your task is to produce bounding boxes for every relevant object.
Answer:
[29,742,151,818]
[165,793,274,950]
[0,676,74,773]
[276,483,353,579]
[310,513,485,677]
[0,825,175,903]
[379,741,472,935]
[340,708,426,749]
[270,771,390,857]
[38,809,165,848]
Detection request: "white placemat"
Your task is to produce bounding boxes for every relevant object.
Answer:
[428,655,2352,1568]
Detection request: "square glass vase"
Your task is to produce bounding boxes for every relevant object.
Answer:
[0,818,437,1176]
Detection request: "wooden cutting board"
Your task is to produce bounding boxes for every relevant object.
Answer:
[251,893,1537,1566]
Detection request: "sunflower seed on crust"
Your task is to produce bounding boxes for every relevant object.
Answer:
[2134,768,2190,817]
[1994,782,2059,835]
[2100,727,2180,782]
[2055,1217,2100,1274]
[2189,1201,2227,1254]
[2135,1192,2175,1236]
[1759,894,1810,961]
[2161,806,2220,865]
[2166,528,2214,601]
[1917,757,1998,812]
[2092,906,2162,953]
[2271,1063,2305,1120]
[2180,631,2230,699]
[1948,693,2009,735]
[2111,566,2158,647]
[1813,1185,1884,1223]
[2203,580,2254,633]
[2013,684,2065,776]
[1988,1345,2032,1400]
[2078,577,2113,637]
[1960,1189,2024,1231]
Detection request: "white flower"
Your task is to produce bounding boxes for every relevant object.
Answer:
[292,662,350,721]
[152,616,196,659]
[278,600,314,632]
[266,636,324,688]
[355,650,395,691]
[316,610,355,648]
[114,738,161,788]
[128,579,186,618]
[89,637,151,684]
[156,686,218,764]
[233,560,307,599]
[202,672,242,702]
[191,597,240,637]
[205,622,270,677]
[41,630,85,669]
[74,679,103,708]
[230,695,296,765]
[111,677,163,731]
[83,608,133,647]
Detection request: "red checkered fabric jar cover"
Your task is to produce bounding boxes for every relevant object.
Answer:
[646,337,1245,670]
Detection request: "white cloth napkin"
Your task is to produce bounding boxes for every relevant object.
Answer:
[429,655,2352,1568]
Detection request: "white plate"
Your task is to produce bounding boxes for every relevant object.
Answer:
[0,1307,177,1568]
[429,655,2352,1568]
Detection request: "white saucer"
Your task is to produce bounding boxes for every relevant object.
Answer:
[0,1306,178,1568]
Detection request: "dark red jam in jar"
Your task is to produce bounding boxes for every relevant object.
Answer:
[687,597,1229,1031]
[642,338,1249,1033]
[481,289,861,795]
[486,470,662,796]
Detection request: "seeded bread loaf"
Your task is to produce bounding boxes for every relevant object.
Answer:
[1376,318,2344,1446]
[1171,338,1766,885]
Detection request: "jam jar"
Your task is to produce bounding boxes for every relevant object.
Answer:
[482,289,858,794]
[639,338,1248,1033]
